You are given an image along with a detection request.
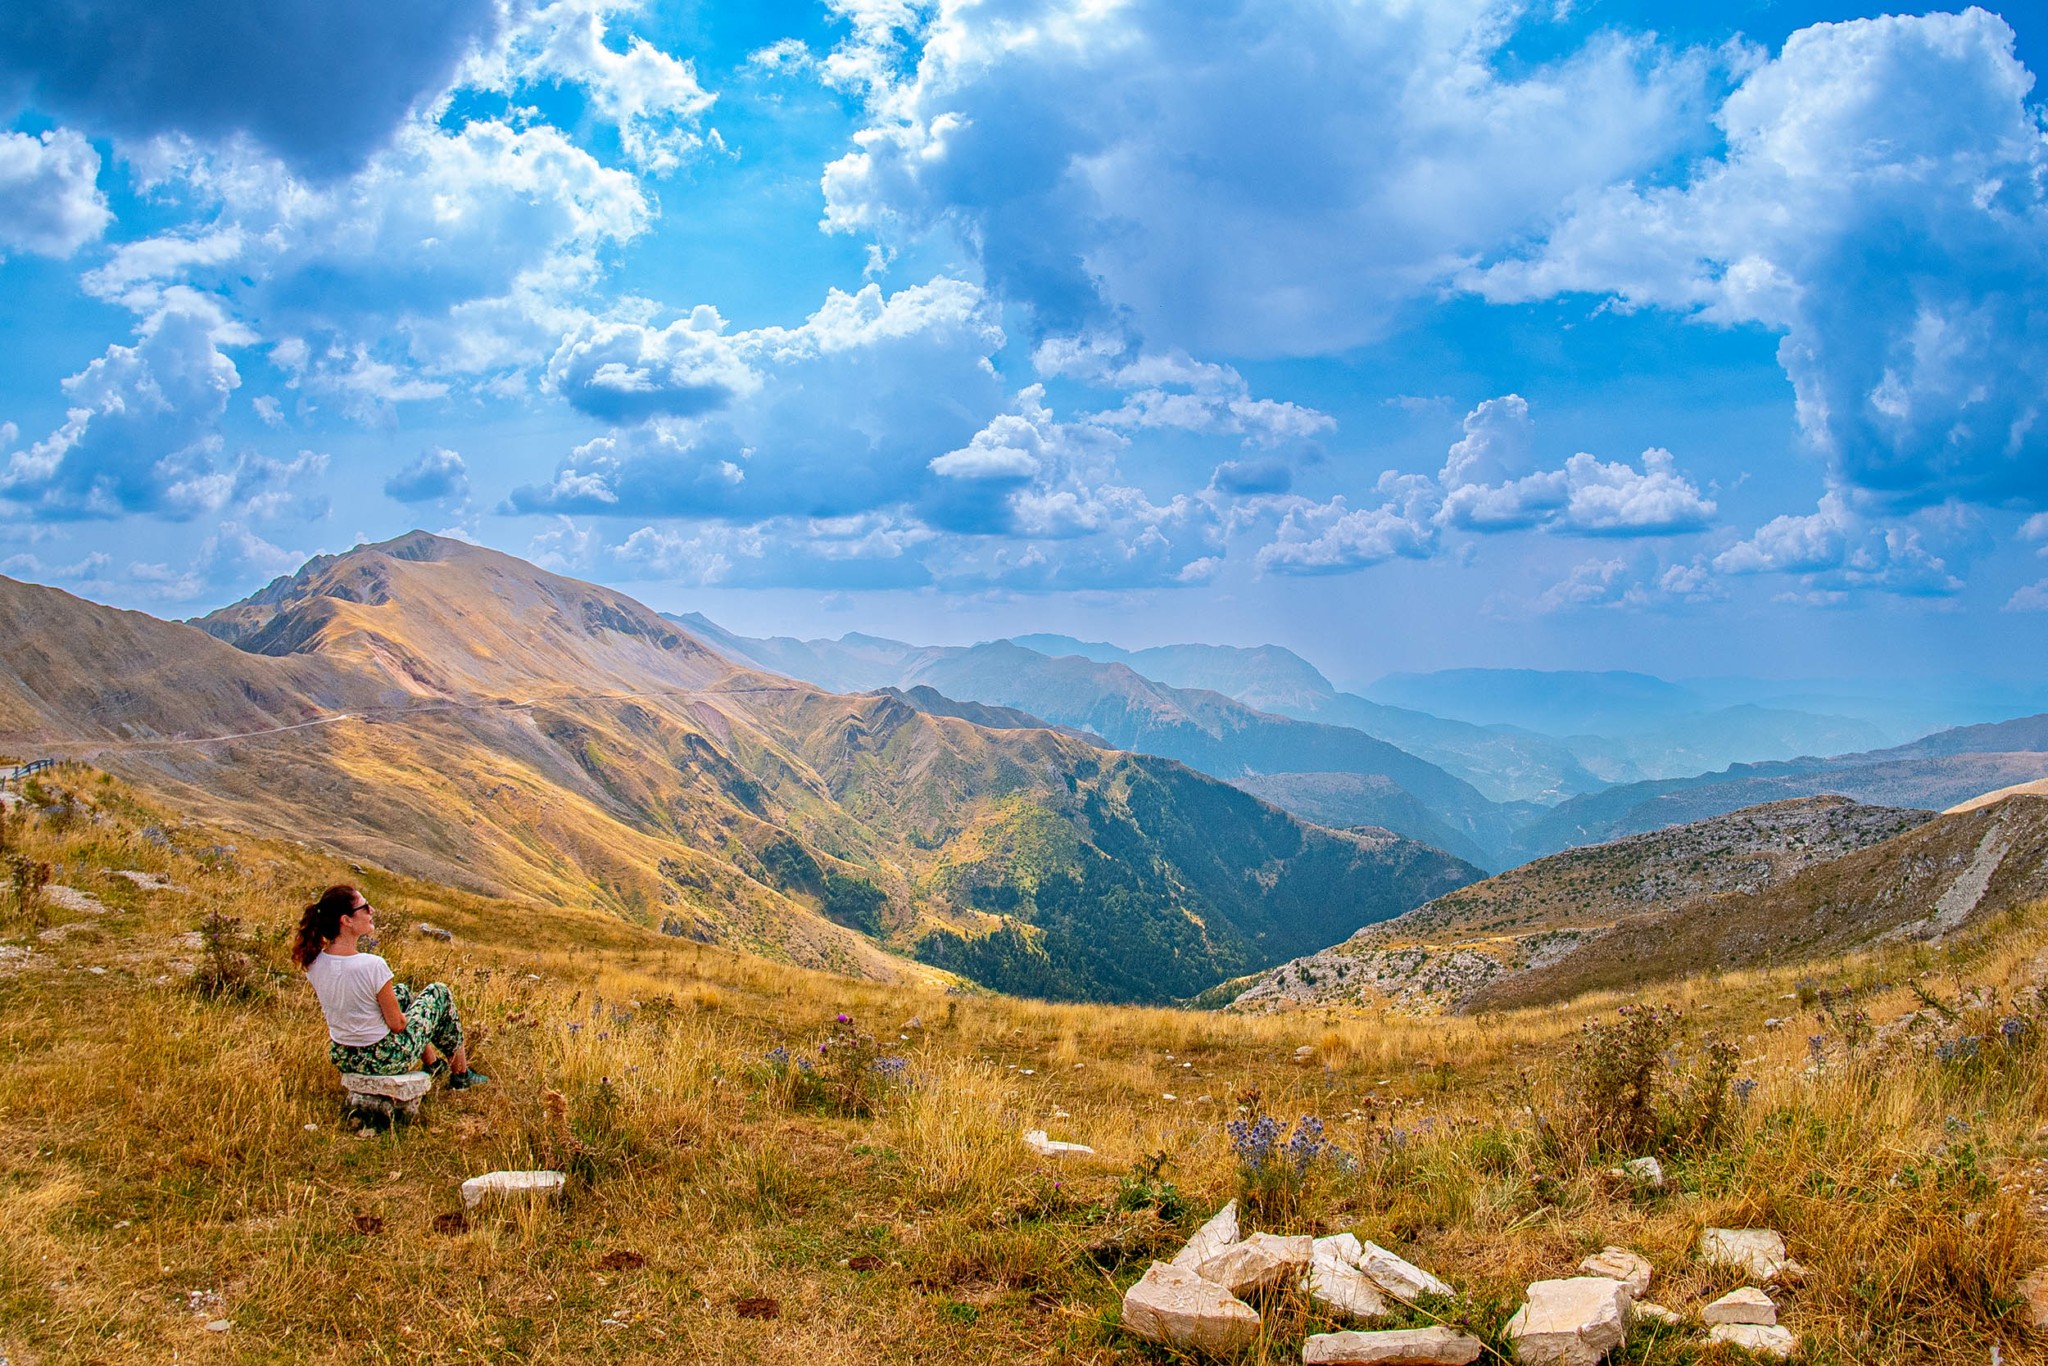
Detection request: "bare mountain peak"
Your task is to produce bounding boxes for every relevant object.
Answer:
[194,534,724,696]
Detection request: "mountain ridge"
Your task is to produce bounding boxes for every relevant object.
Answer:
[1,533,1479,1003]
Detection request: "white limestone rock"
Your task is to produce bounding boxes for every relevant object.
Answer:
[1197,1232,1313,1296]
[1503,1276,1630,1366]
[1303,1325,1484,1364]
[1357,1241,1454,1302]
[460,1170,565,1209]
[1767,1258,1810,1289]
[1315,1232,1366,1267]
[1309,1257,1396,1321]
[1707,1323,1796,1358]
[1120,1261,1261,1354]
[1577,1247,1652,1298]
[1702,1287,1776,1326]
[1022,1128,1095,1157]
[1169,1200,1241,1271]
[1632,1302,1681,1327]
[1700,1228,1788,1281]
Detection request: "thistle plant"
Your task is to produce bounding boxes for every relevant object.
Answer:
[1226,1108,1348,1218]
[764,1012,910,1117]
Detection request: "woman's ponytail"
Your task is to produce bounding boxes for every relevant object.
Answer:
[293,884,359,968]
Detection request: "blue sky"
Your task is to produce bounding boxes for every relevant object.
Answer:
[0,0,2044,689]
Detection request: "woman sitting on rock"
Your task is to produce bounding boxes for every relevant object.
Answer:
[293,884,487,1089]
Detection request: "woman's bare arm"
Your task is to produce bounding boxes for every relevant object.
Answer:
[375,979,407,1034]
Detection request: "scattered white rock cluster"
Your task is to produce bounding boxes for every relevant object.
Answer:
[1122,1206,1808,1364]
[1123,1201,1478,1361]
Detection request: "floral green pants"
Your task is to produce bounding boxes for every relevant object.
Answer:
[330,982,463,1076]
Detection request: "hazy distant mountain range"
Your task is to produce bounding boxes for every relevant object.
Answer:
[681,618,2048,870]
[677,615,1521,867]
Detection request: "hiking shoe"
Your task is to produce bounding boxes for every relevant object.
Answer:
[448,1069,490,1091]
[423,1057,450,1083]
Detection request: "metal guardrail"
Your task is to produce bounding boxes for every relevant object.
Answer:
[2,758,55,785]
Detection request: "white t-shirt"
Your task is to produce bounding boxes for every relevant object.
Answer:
[305,950,396,1046]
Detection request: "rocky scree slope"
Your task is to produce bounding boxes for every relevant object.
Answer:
[1473,792,2048,1012]
[1222,796,1932,1015]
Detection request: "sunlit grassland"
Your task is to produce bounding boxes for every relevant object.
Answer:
[4,771,2048,1363]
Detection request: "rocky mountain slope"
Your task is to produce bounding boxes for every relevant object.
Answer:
[1473,793,2048,1012]
[1222,796,1933,1014]
[0,534,1480,1003]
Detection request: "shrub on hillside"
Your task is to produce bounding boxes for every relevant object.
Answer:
[1564,1002,1744,1156]
[821,873,887,936]
[192,912,265,1000]
[8,855,51,929]
[1112,1151,1187,1222]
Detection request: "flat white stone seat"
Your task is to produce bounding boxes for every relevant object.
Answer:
[340,1071,431,1122]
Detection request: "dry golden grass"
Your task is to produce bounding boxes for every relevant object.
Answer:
[5,772,2048,1363]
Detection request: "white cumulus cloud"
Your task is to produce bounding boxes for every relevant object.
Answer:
[1475,10,2048,509]
[0,128,111,259]
[821,0,1714,354]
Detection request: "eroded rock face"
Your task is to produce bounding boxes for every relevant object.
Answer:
[1303,1325,1484,1364]
[460,1170,565,1208]
[1700,1228,1787,1281]
[1702,1286,1776,1326]
[1120,1261,1261,1354]
[1503,1276,1630,1366]
[1169,1200,1241,1271]
[1707,1323,1796,1358]
[1577,1247,1652,1298]
[1357,1241,1454,1302]
[1315,1232,1366,1266]
[1197,1232,1313,1296]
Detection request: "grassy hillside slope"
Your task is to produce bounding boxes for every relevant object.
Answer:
[6,772,2048,1364]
